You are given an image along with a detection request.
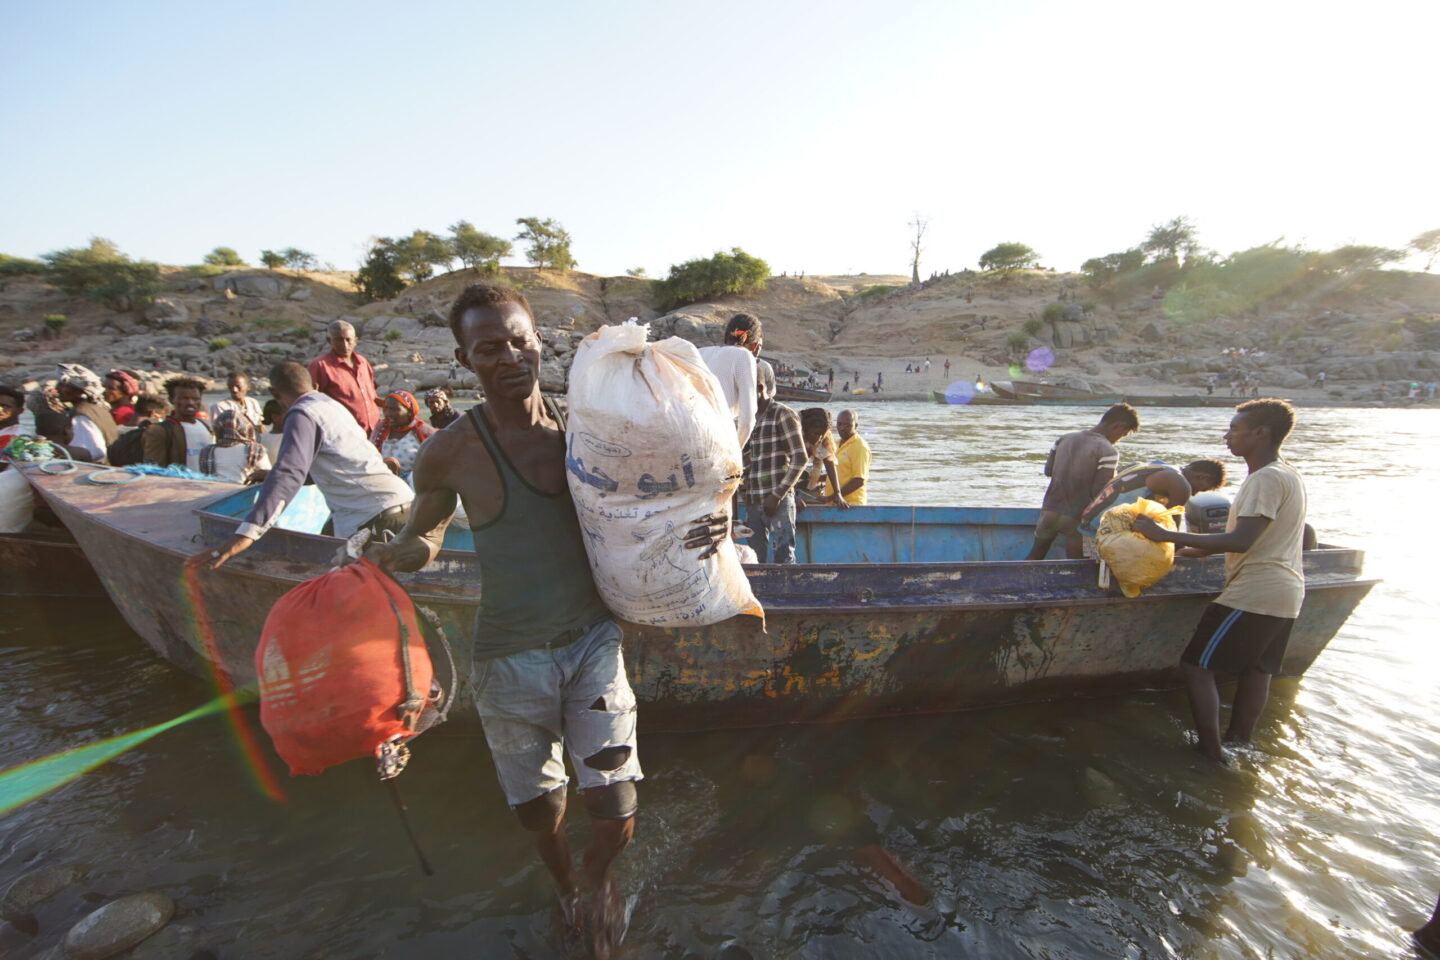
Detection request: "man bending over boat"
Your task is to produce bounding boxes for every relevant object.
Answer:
[1025,403,1139,560]
[1077,458,1227,537]
[1133,399,1307,764]
[204,362,413,567]
[363,282,725,958]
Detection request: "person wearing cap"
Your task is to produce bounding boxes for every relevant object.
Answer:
[55,363,118,462]
[103,370,140,426]
[424,387,460,430]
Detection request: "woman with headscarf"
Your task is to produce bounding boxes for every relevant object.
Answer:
[425,387,459,429]
[55,363,118,462]
[198,408,272,484]
[369,390,432,480]
[104,370,140,426]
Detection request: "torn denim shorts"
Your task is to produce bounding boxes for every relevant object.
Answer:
[471,619,643,807]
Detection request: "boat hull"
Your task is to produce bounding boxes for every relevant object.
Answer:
[28,467,1376,732]
[0,531,106,599]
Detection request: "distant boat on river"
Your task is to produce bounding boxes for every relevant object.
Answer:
[25,465,1376,732]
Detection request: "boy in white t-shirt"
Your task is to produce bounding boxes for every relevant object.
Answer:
[1135,399,1307,765]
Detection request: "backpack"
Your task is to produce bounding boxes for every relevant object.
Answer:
[256,559,454,776]
[106,422,150,466]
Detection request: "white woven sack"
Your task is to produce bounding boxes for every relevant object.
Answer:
[565,321,763,627]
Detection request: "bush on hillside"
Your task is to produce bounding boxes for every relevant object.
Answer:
[1040,303,1065,325]
[354,241,407,303]
[208,337,231,352]
[1023,316,1046,336]
[281,248,318,271]
[42,237,162,311]
[853,283,899,301]
[260,250,285,269]
[43,314,66,333]
[1005,331,1030,352]
[979,243,1039,273]
[384,329,403,342]
[653,247,769,311]
[204,246,246,266]
[0,254,46,276]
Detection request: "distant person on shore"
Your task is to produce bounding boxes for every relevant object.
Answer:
[209,371,264,428]
[425,387,460,429]
[198,408,271,484]
[1025,404,1139,560]
[827,368,834,389]
[204,362,413,567]
[797,407,847,510]
[308,319,380,434]
[103,370,140,426]
[1134,399,1307,764]
[55,364,118,463]
[698,314,761,446]
[826,409,870,506]
[944,359,951,377]
[877,371,883,391]
[142,377,212,470]
[1078,459,1227,537]
[742,361,806,563]
[1315,371,1326,389]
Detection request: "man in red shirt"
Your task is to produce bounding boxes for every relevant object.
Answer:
[307,319,380,433]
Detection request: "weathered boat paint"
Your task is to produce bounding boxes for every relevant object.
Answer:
[26,465,1376,731]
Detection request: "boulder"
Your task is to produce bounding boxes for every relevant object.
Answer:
[240,297,265,311]
[193,317,232,339]
[1050,323,1074,349]
[0,354,14,372]
[1,864,85,922]
[232,274,287,299]
[63,892,174,960]
[153,337,206,349]
[143,299,188,328]
[420,309,448,328]
[1137,322,1163,344]
[126,923,208,960]
[670,314,723,346]
[175,279,204,293]
[288,288,311,302]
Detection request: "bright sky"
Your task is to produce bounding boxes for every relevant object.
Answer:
[2,0,1435,278]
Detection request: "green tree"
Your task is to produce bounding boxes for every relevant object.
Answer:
[978,242,1039,273]
[41,237,162,311]
[386,230,453,284]
[1142,216,1199,264]
[449,220,511,274]
[0,253,47,276]
[354,239,407,303]
[1408,229,1440,272]
[514,216,576,271]
[260,249,285,269]
[1080,247,1146,286]
[626,266,647,277]
[281,248,319,271]
[1316,245,1405,274]
[653,247,770,311]
[203,246,246,266]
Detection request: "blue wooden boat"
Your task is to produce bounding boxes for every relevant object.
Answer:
[24,464,1376,732]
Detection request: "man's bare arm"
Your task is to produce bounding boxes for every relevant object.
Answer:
[1135,513,1270,553]
[365,434,458,572]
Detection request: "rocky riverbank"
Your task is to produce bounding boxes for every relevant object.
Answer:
[0,265,1436,408]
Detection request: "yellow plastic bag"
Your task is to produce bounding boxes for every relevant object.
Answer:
[1096,498,1183,597]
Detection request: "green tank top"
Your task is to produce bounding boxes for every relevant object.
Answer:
[467,404,609,660]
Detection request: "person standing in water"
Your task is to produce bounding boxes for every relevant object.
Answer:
[366,282,726,957]
[1134,399,1307,764]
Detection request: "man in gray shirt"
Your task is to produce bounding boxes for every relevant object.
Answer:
[1025,403,1139,560]
[204,361,414,568]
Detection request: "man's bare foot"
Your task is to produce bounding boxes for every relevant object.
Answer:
[590,876,628,960]
[556,889,585,953]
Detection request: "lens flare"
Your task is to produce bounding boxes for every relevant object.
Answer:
[942,381,976,405]
[0,695,237,816]
[1026,347,1055,373]
[179,564,285,801]
[1008,364,1023,379]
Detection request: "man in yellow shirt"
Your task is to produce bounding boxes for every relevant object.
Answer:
[824,409,871,506]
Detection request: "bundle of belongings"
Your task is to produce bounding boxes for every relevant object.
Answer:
[1095,497,1183,598]
[564,321,763,627]
[256,558,454,778]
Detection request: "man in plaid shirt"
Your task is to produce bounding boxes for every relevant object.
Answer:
[741,361,807,563]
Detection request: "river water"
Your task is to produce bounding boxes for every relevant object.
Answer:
[1,403,1436,959]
